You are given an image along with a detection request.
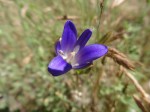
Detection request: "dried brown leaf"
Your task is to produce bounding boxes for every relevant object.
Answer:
[22,53,33,65]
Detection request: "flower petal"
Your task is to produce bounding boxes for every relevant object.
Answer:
[61,20,77,53]
[55,41,61,55]
[73,62,93,69]
[75,29,92,51]
[75,44,108,65]
[48,56,72,76]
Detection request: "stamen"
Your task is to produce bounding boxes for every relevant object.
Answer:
[58,50,67,59]
[73,63,79,67]
[58,50,64,56]
[66,51,76,63]
[58,50,77,65]
[59,37,62,41]
[73,45,80,53]
[71,52,76,56]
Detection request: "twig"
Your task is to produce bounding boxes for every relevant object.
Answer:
[96,0,105,40]
[122,67,150,105]
[91,66,103,112]
[92,67,103,101]
[106,47,150,105]
[56,15,79,20]
[133,95,148,112]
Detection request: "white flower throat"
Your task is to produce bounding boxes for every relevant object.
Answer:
[58,45,80,66]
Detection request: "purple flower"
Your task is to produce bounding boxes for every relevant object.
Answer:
[48,20,108,76]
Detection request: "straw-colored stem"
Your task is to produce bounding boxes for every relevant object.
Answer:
[122,67,150,104]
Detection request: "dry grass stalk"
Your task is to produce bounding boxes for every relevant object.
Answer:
[56,15,79,20]
[106,47,135,70]
[124,68,150,111]
[21,5,28,18]
[106,47,150,107]
[123,68,150,105]
[100,31,125,44]
[133,95,148,112]
[108,31,125,42]
[111,0,125,8]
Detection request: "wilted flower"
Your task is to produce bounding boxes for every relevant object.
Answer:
[48,20,108,76]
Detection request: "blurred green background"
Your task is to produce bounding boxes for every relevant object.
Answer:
[0,0,150,112]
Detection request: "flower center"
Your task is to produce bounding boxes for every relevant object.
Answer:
[58,50,76,64]
[58,45,80,66]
